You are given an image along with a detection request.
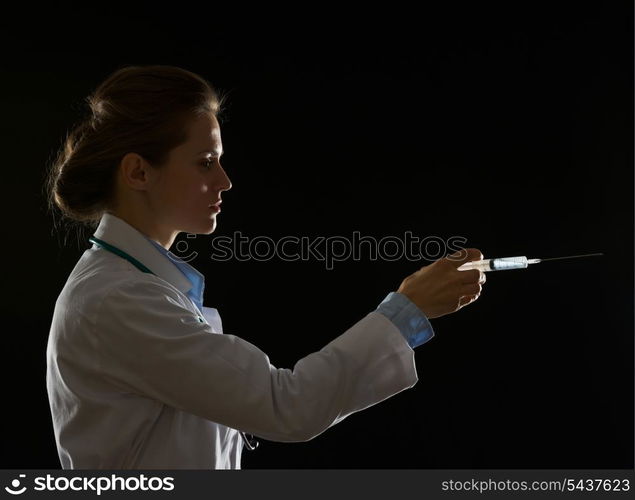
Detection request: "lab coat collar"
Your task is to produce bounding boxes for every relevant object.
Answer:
[93,212,194,296]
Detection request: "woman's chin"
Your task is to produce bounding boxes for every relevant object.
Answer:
[179,218,217,236]
[201,218,218,234]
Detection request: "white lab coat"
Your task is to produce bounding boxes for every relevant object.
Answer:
[46,213,419,469]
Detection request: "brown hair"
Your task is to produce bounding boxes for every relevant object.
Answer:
[44,65,228,243]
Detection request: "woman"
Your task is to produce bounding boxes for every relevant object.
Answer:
[45,65,485,469]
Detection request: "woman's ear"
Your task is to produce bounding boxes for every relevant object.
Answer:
[119,153,156,192]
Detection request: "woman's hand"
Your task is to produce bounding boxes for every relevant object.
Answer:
[396,248,486,319]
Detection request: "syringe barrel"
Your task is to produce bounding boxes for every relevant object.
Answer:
[458,256,529,272]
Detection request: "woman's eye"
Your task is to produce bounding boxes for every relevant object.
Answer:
[202,159,214,168]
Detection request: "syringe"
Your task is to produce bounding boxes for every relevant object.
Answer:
[457,253,604,272]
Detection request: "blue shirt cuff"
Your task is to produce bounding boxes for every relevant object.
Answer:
[375,292,435,349]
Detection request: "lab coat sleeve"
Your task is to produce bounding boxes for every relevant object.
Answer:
[94,278,418,443]
[376,291,436,348]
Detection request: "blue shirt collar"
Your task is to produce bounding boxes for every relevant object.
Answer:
[142,236,206,314]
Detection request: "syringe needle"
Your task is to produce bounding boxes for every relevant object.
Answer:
[537,252,604,263]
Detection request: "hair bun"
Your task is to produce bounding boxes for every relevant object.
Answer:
[86,95,104,118]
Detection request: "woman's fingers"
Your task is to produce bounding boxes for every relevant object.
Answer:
[461,282,482,296]
[459,269,486,284]
[458,294,479,308]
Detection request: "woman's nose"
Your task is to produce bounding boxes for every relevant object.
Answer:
[216,163,232,192]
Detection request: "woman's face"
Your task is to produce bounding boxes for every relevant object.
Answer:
[149,112,232,237]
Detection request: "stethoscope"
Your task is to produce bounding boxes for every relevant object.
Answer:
[89,235,260,451]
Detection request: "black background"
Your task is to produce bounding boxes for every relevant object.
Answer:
[0,3,632,469]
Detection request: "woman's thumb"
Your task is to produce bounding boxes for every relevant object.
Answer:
[446,248,484,268]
